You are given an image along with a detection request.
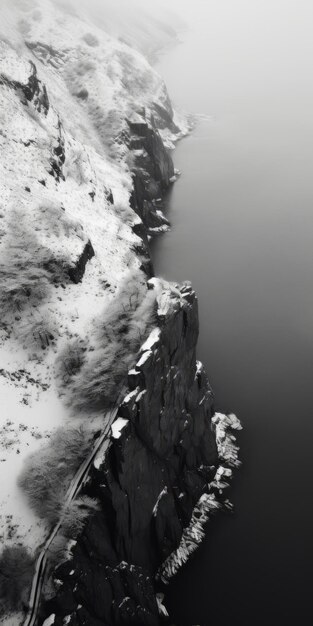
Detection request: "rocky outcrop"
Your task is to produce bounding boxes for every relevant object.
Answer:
[0,4,240,624]
[28,49,240,624]
[39,282,220,626]
[68,240,95,284]
[0,60,49,115]
[128,112,174,236]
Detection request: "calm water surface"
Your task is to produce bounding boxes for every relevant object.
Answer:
[151,1,313,624]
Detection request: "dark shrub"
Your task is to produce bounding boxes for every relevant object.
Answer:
[0,545,34,615]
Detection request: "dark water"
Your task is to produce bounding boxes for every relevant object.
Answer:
[151,2,313,624]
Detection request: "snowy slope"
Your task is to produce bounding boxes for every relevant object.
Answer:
[0,0,183,605]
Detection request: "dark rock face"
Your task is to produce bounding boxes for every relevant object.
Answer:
[0,60,49,115]
[25,41,67,70]
[39,284,218,626]
[68,240,95,284]
[22,62,217,625]
[49,117,66,182]
[128,115,175,235]
[152,101,180,135]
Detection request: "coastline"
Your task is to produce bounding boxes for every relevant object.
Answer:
[0,4,241,624]
[37,39,241,626]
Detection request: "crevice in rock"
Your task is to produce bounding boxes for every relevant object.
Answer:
[68,240,95,284]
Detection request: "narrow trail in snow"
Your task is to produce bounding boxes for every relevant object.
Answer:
[24,407,119,626]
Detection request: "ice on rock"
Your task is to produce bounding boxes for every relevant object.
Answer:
[159,413,242,581]
[111,418,129,440]
[140,327,161,352]
[156,593,169,617]
[212,412,242,468]
[127,369,138,377]
[123,388,139,404]
[136,350,152,368]
[42,616,55,626]
[195,360,204,378]
[159,493,221,582]
[152,487,168,517]
[93,439,110,470]
[136,390,147,402]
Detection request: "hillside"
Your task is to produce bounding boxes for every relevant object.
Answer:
[0,2,240,625]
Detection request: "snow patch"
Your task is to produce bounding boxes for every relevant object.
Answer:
[159,493,221,581]
[136,350,152,368]
[111,418,129,440]
[93,439,110,470]
[42,616,55,626]
[159,413,242,581]
[156,593,169,618]
[140,327,160,352]
[153,487,168,517]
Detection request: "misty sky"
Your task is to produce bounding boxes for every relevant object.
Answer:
[85,0,313,88]
[51,0,313,65]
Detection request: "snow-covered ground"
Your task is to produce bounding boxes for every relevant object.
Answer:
[0,0,183,600]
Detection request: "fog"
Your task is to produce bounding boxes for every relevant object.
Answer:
[153,0,313,123]
[11,0,313,88]
[52,0,313,108]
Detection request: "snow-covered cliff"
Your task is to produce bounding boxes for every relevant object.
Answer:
[0,2,240,624]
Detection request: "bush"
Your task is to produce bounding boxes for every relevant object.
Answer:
[56,338,87,385]
[82,33,99,47]
[60,269,157,412]
[41,498,100,574]
[0,238,50,322]
[0,208,74,326]
[116,50,153,94]
[60,496,99,538]
[18,313,58,353]
[46,534,69,571]
[114,201,136,227]
[0,545,34,615]
[44,497,99,571]
[90,107,126,150]
[18,427,91,524]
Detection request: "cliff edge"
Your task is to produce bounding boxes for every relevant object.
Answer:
[0,2,240,625]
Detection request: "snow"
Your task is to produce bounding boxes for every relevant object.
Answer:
[42,616,55,626]
[118,597,131,609]
[123,387,139,404]
[159,493,221,581]
[111,418,129,440]
[156,593,169,618]
[136,350,152,368]
[148,277,186,317]
[136,390,147,402]
[0,4,199,623]
[195,360,203,377]
[93,439,110,470]
[140,327,160,352]
[152,487,168,517]
[0,614,24,626]
[160,413,242,582]
[0,0,186,569]
[212,412,243,468]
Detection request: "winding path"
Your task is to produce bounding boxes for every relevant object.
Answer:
[23,408,119,626]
